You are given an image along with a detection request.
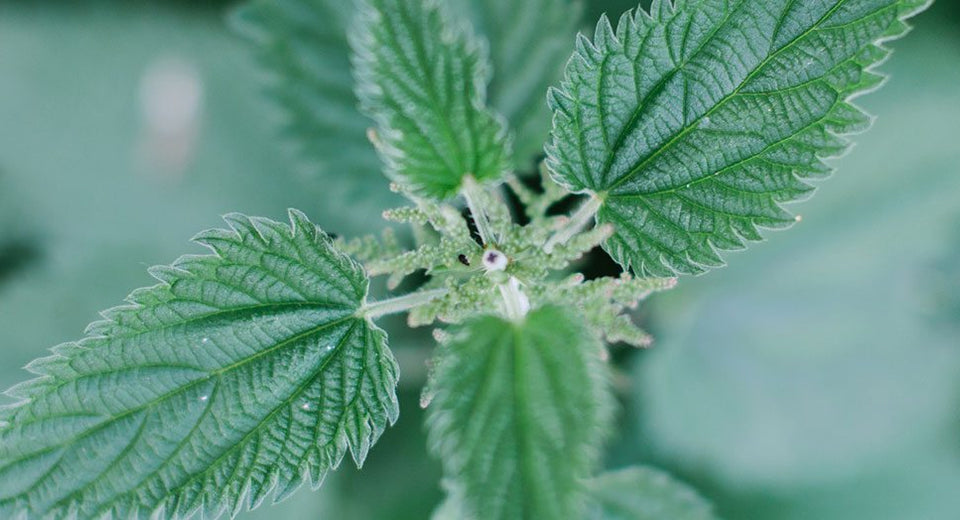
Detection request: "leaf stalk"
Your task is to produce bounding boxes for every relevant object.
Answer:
[362,289,448,319]
[461,175,497,246]
[543,193,603,253]
[498,276,530,321]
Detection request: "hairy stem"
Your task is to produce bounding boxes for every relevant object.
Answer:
[498,276,530,321]
[461,175,497,246]
[361,289,448,319]
[543,194,602,253]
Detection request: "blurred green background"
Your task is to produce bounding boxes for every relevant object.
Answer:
[0,1,958,519]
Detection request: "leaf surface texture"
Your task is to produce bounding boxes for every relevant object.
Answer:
[547,0,931,275]
[426,306,612,520]
[353,0,511,198]
[0,210,398,519]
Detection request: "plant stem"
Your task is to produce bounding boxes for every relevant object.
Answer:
[461,175,496,246]
[543,193,603,253]
[498,276,530,321]
[361,289,448,319]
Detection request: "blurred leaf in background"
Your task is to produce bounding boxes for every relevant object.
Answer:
[449,0,583,168]
[928,223,960,330]
[0,172,41,289]
[231,0,402,220]
[617,3,960,519]
[587,466,718,520]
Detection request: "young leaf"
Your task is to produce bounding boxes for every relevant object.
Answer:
[352,0,512,199]
[547,0,932,276]
[0,210,399,519]
[587,466,718,520]
[451,0,584,166]
[231,0,401,218]
[425,306,612,520]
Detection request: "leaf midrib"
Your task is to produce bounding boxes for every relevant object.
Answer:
[511,324,535,520]
[596,0,744,185]
[606,99,844,203]
[49,319,364,517]
[601,1,851,195]
[391,0,472,182]
[0,311,357,484]
[96,300,354,342]
[13,301,357,426]
[105,320,365,519]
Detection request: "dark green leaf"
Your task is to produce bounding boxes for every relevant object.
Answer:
[352,0,512,199]
[547,0,932,276]
[0,210,398,518]
[426,306,612,520]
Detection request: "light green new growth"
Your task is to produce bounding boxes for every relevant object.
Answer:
[338,172,668,335]
[425,306,613,520]
[0,210,398,519]
[547,0,932,276]
[587,466,718,520]
[352,0,512,199]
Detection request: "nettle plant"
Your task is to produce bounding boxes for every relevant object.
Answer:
[0,0,931,518]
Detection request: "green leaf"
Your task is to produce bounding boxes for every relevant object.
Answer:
[451,0,584,166]
[587,466,718,520]
[352,0,512,199]
[425,306,612,520]
[0,210,399,519]
[634,19,960,493]
[231,0,402,220]
[546,0,932,276]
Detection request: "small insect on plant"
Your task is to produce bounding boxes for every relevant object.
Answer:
[0,0,933,518]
